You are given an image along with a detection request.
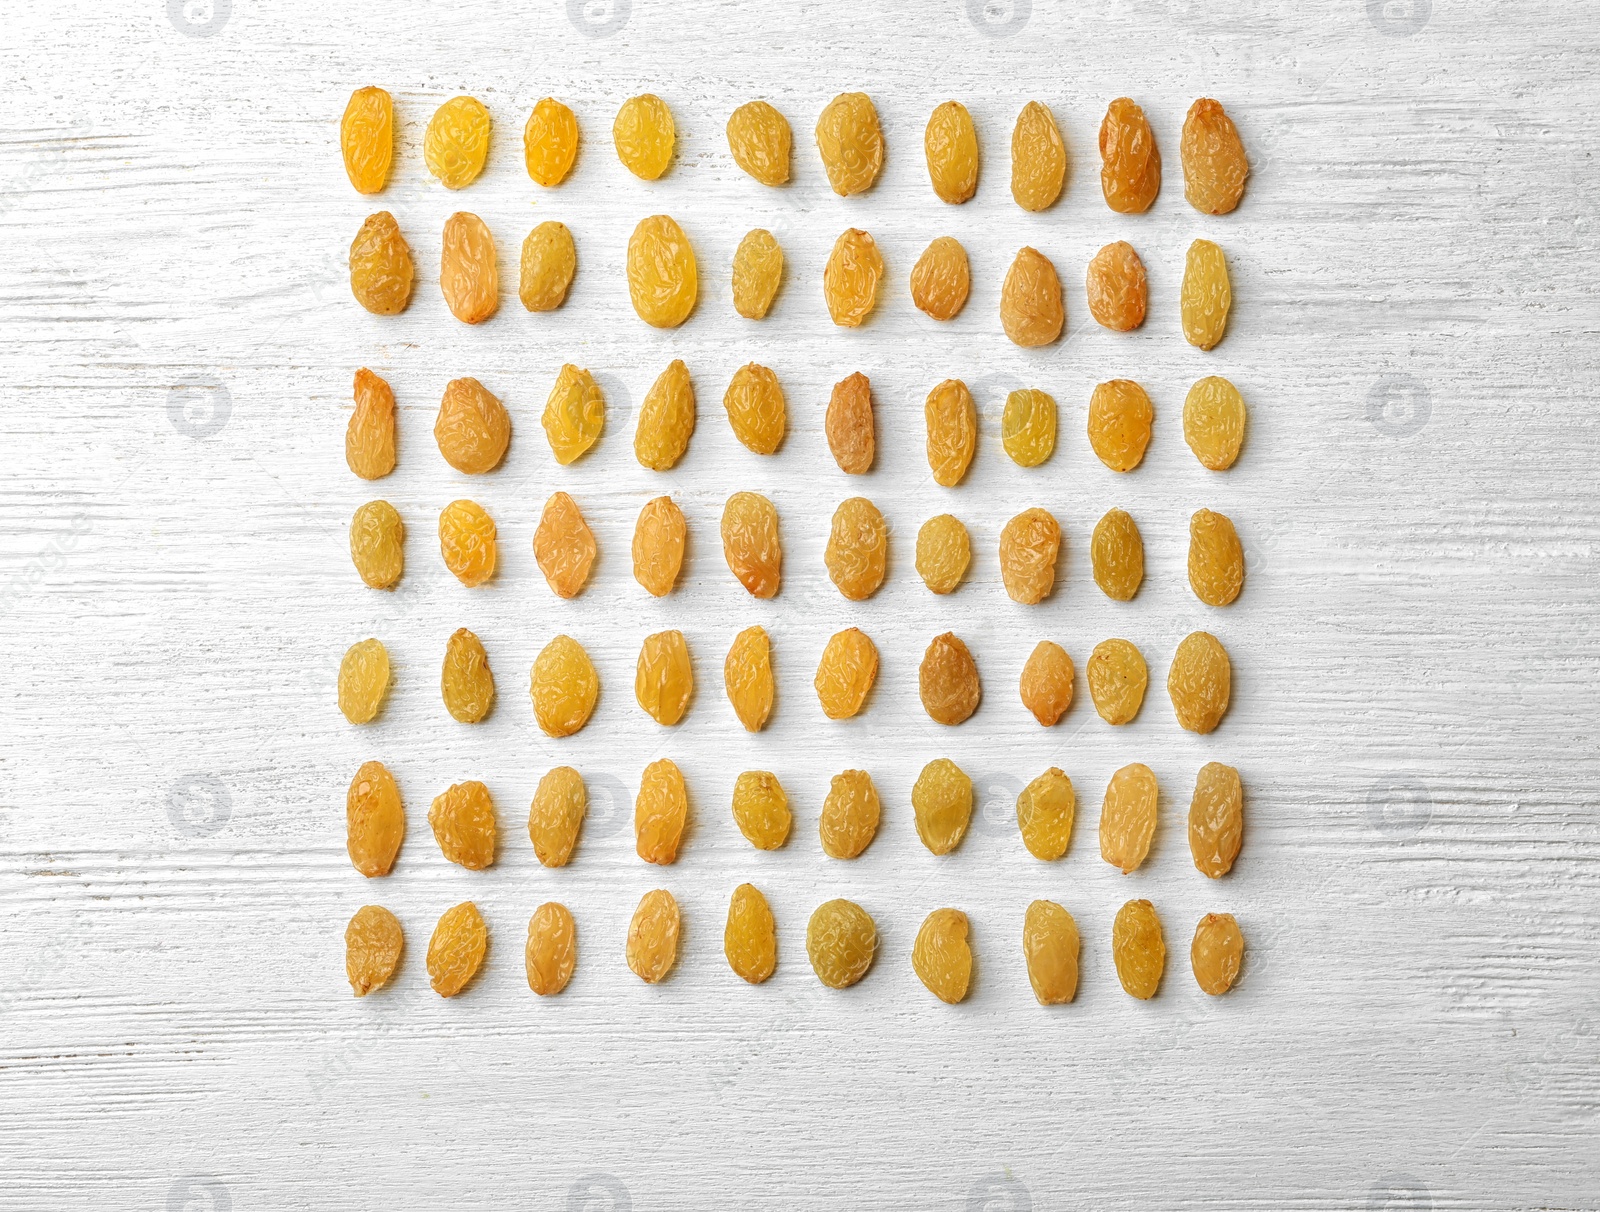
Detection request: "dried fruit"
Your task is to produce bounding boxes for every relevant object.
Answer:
[925,100,979,204]
[723,362,787,454]
[632,496,687,597]
[823,228,884,327]
[1019,641,1073,727]
[1017,768,1075,860]
[724,626,774,732]
[435,377,511,474]
[1183,376,1247,470]
[1001,388,1057,468]
[347,760,404,877]
[1022,900,1078,1004]
[925,379,977,486]
[1087,639,1147,725]
[341,87,393,194]
[533,491,597,598]
[1168,631,1232,734]
[1087,379,1153,472]
[825,497,888,600]
[614,93,675,179]
[721,492,781,598]
[627,215,698,328]
[1099,98,1160,214]
[1112,899,1165,999]
[1181,238,1231,350]
[998,508,1061,604]
[915,515,971,594]
[345,905,402,997]
[1000,247,1064,346]
[338,637,390,724]
[1188,508,1244,606]
[909,236,971,321]
[635,758,688,864]
[1091,508,1145,600]
[635,630,693,726]
[814,628,878,720]
[542,364,606,465]
[1192,913,1244,995]
[731,771,789,849]
[349,211,414,315]
[727,100,791,185]
[1085,240,1147,331]
[1189,762,1243,877]
[524,97,579,187]
[526,902,577,995]
[1010,101,1066,212]
[815,93,884,196]
[519,221,577,311]
[912,908,971,1004]
[438,498,497,587]
[439,211,499,324]
[635,359,696,470]
[428,901,487,997]
[350,500,404,589]
[428,779,497,870]
[627,889,680,983]
[529,766,586,867]
[825,372,875,473]
[440,627,495,723]
[425,96,491,189]
[1181,98,1249,215]
[530,635,599,738]
[920,632,980,725]
[346,368,397,480]
[912,758,973,855]
[1100,763,1158,874]
[818,770,880,859]
[725,883,777,984]
[731,229,784,319]
[807,900,876,988]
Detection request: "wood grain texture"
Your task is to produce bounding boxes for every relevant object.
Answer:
[1,1,1597,1209]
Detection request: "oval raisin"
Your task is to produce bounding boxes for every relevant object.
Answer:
[634,758,688,864]
[614,93,675,179]
[347,760,404,877]
[627,889,680,983]
[723,363,787,454]
[435,377,511,474]
[815,93,884,196]
[912,758,973,856]
[1101,762,1159,874]
[998,507,1061,605]
[1168,631,1232,734]
[731,228,784,320]
[1017,768,1075,861]
[915,514,971,594]
[1022,900,1078,1004]
[1010,101,1066,212]
[1189,762,1243,878]
[1001,388,1057,468]
[826,372,875,474]
[721,492,781,598]
[338,637,390,725]
[345,904,402,996]
[1090,507,1145,601]
[825,497,888,601]
[1099,98,1160,214]
[524,97,579,187]
[526,902,577,996]
[438,498,497,587]
[1184,376,1247,470]
[1087,638,1147,725]
[519,221,577,312]
[1112,899,1165,1000]
[346,368,396,480]
[1085,240,1147,331]
[428,901,487,997]
[725,883,777,985]
[727,100,791,185]
[925,100,979,204]
[635,630,694,726]
[1000,246,1064,346]
[350,500,404,589]
[823,228,884,328]
[1182,98,1249,215]
[920,632,980,725]
[634,359,696,470]
[529,766,586,867]
[425,96,491,189]
[440,211,498,324]
[1188,508,1245,606]
[529,635,599,738]
[818,769,880,859]
[925,379,977,487]
[542,364,606,465]
[428,779,497,870]
[533,491,597,598]
[1087,379,1153,472]
[724,625,775,732]
[627,215,697,328]
[1018,640,1073,726]
[1192,912,1245,995]
[806,899,877,988]
[632,496,687,597]
[912,908,972,1004]
[349,211,414,315]
[731,770,789,849]
[814,627,879,720]
[909,236,971,322]
[340,87,393,195]
[1181,238,1231,350]
[440,627,495,723]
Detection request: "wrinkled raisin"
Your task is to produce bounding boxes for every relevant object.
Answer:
[1085,240,1147,331]
[925,379,977,486]
[438,499,497,587]
[524,97,579,187]
[429,779,497,870]
[635,758,688,864]
[724,363,787,454]
[1188,508,1244,606]
[825,497,888,600]
[428,901,487,997]
[999,507,1061,604]
[727,100,791,185]
[526,902,577,995]
[519,221,577,311]
[925,101,979,204]
[912,908,971,1004]
[915,515,971,594]
[440,627,495,723]
[1189,762,1243,878]
[424,96,490,189]
[534,491,597,598]
[345,904,402,997]
[815,93,884,196]
[814,628,878,720]
[1181,238,1231,350]
[635,359,696,470]
[1000,246,1064,346]
[1087,379,1153,472]
[627,889,680,983]
[627,215,697,328]
[1184,376,1247,470]
[1168,631,1232,734]
[440,211,498,324]
[1010,101,1066,212]
[341,87,393,195]
[349,211,414,315]
[1091,507,1144,600]
[1112,899,1165,1000]
[824,228,884,328]
[721,492,781,598]
[1191,913,1244,995]
[1001,388,1057,468]
[731,770,789,849]
[529,766,586,867]
[632,496,687,597]
[530,635,599,738]
[1099,98,1160,214]
[636,630,693,726]
[347,760,404,877]
[807,899,877,988]
[1087,638,1147,725]
[614,94,675,179]
[1017,768,1075,861]
[542,364,606,465]
[825,372,875,473]
[920,632,980,725]
[732,228,784,320]
[819,770,880,859]
[725,883,777,984]
[435,377,511,474]
[350,500,404,589]
[346,368,396,480]
[1182,99,1249,215]
[912,758,973,855]
[1022,900,1078,1004]
[338,637,390,724]
[910,236,971,322]
[724,626,775,732]
[1018,641,1073,726]
[1100,763,1158,874]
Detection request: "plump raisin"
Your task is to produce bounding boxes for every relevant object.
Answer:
[920,632,980,725]
[524,97,579,187]
[635,630,694,726]
[1181,238,1231,350]
[1192,913,1245,995]
[1017,768,1075,860]
[1099,98,1160,214]
[635,758,689,864]
[807,899,877,988]
[425,96,491,189]
[727,100,791,185]
[815,93,883,196]
[826,372,875,473]
[999,508,1061,604]
[350,500,404,589]
[435,377,511,474]
[627,215,697,328]
[1001,388,1057,467]
[925,100,979,204]
[1189,762,1243,878]
[349,211,414,315]
[614,93,675,179]
[347,760,404,877]
[345,904,402,997]
[1188,508,1244,606]
[632,496,687,597]
[346,368,396,480]
[825,497,888,600]
[627,889,680,983]
[1184,376,1247,470]
[1182,99,1249,215]
[915,515,971,594]
[1100,763,1159,874]
[530,635,599,738]
[429,779,497,870]
[1000,246,1064,346]
[1011,101,1066,212]
[526,902,577,995]
[731,770,789,849]
[519,221,577,311]
[338,637,390,724]
[439,211,499,324]
[533,491,597,598]
[1085,240,1147,331]
[428,901,487,997]
[721,491,781,598]
[529,766,586,867]
[910,236,971,321]
[1113,899,1165,999]
[819,770,881,859]
[912,908,972,1004]
[341,87,393,195]
[1018,641,1073,726]
[635,359,696,470]
[542,364,606,465]
[1087,638,1147,725]
[1168,631,1232,734]
[732,228,784,319]
[723,362,787,454]
[725,883,777,984]
[814,628,878,720]
[1022,900,1078,1004]
[1087,379,1153,472]
[1091,507,1145,600]
[438,499,497,587]
[913,758,973,855]
[823,228,884,328]
[440,627,495,723]
[724,626,774,732]
[925,379,977,486]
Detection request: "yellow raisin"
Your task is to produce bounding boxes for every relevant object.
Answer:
[925,379,977,487]
[1099,98,1161,214]
[435,377,511,474]
[533,491,597,599]
[825,372,875,473]
[519,221,577,311]
[1182,98,1249,215]
[424,96,491,189]
[723,362,787,454]
[721,491,781,598]
[1190,762,1243,878]
[1091,507,1145,600]
[632,496,687,597]
[542,364,605,465]
[1022,900,1078,1004]
[1168,631,1232,734]
[1018,641,1073,727]
[634,359,696,470]
[627,889,680,983]
[428,901,487,997]
[347,760,404,877]
[627,215,698,328]
[1017,768,1075,860]
[340,86,393,195]
[1192,913,1245,995]
[635,758,688,864]
[823,228,884,328]
[438,499,497,587]
[1188,509,1244,606]
[915,515,971,594]
[614,93,675,180]
[530,635,599,738]
[345,904,402,997]
[338,637,390,724]
[440,627,495,723]
[1000,247,1064,346]
[815,92,884,196]
[806,899,876,989]
[1085,240,1147,331]
[1001,388,1057,467]
[1181,238,1231,350]
[346,368,396,480]
[825,497,888,601]
[912,758,973,856]
[724,626,774,733]
[635,630,694,726]
[727,100,792,185]
[1010,100,1066,212]
[1113,899,1165,999]
[1087,379,1153,472]
[912,908,972,1004]
[909,236,971,321]
[925,100,979,204]
[350,500,404,589]
[731,228,784,320]
[814,628,878,720]
[349,211,414,315]
[1184,376,1247,470]
[529,766,586,867]
[524,97,579,187]
[1101,763,1158,873]
[428,779,497,870]
[1087,639,1147,725]
[819,770,881,859]
[920,632,980,725]
[731,771,789,849]
[526,902,577,996]
[439,211,499,324]
[998,508,1061,605]
[725,883,777,984]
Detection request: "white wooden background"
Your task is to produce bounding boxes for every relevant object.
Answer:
[2,1,1596,1209]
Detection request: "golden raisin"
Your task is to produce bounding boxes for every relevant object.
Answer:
[1022,900,1078,1004]
[634,359,696,470]
[1087,639,1147,725]
[998,508,1061,605]
[815,93,884,196]
[823,228,884,327]
[727,100,791,185]
[723,363,787,454]
[1100,763,1158,874]
[724,626,775,733]
[1017,768,1075,861]
[721,492,781,598]
[519,221,577,311]
[524,97,579,187]
[529,766,586,867]
[627,889,680,983]
[424,96,491,189]
[807,899,876,988]
[533,491,597,598]
[428,779,497,870]
[627,215,697,328]
[345,904,402,997]
[1184,376,1247,470]
[1190,762,1243,878]
[731,771,789,849]
[909,236,971,321]
[731,228,784,320]
[1182,99,1249,215]
[912,908,972,1004]
[1188,509,1244,606]
[1099,98,1160,214]
[814,628,878,720]
[1018,641,1073,727]
[912,758,973,856]
[346,368,396,480]
[1168,631,1232,734]
[1113,899,1165,999]
[614,93,675,180]
[338,637,390,724]
[428,901,487,997]
[349,211,414,315]
[1091,507,1145,600]
[350,500,404,589]
[825,497,888,600]
[1087,379,1153,472]
[340,87,393,195]
[920,632,980,725]
[1085,240,1147,331]
[526,902,577,996]
[1000,247,1064,346]
[438,499,497,587]
[1192,913,1245,995]
[635,759,689,865]
[819,770,881,859]
[530,635,599,738]
[440,627,495,723]
[347,760,404,877]
[1010,101,1066,212]
[439,211,498,324]
[1001,388,1057,467]
[632,496,687,597]
[542,364,606,465]
[925,379,977,487]
[915,515,971,594]
[825,372,875,474]
[635,630,694,726]
[1181,238,1231,350]
[925,101,979,204]
[725,883,777,984]
[435,377,511,474]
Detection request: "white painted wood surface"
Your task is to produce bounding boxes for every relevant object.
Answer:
[1,1,1596,1208]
